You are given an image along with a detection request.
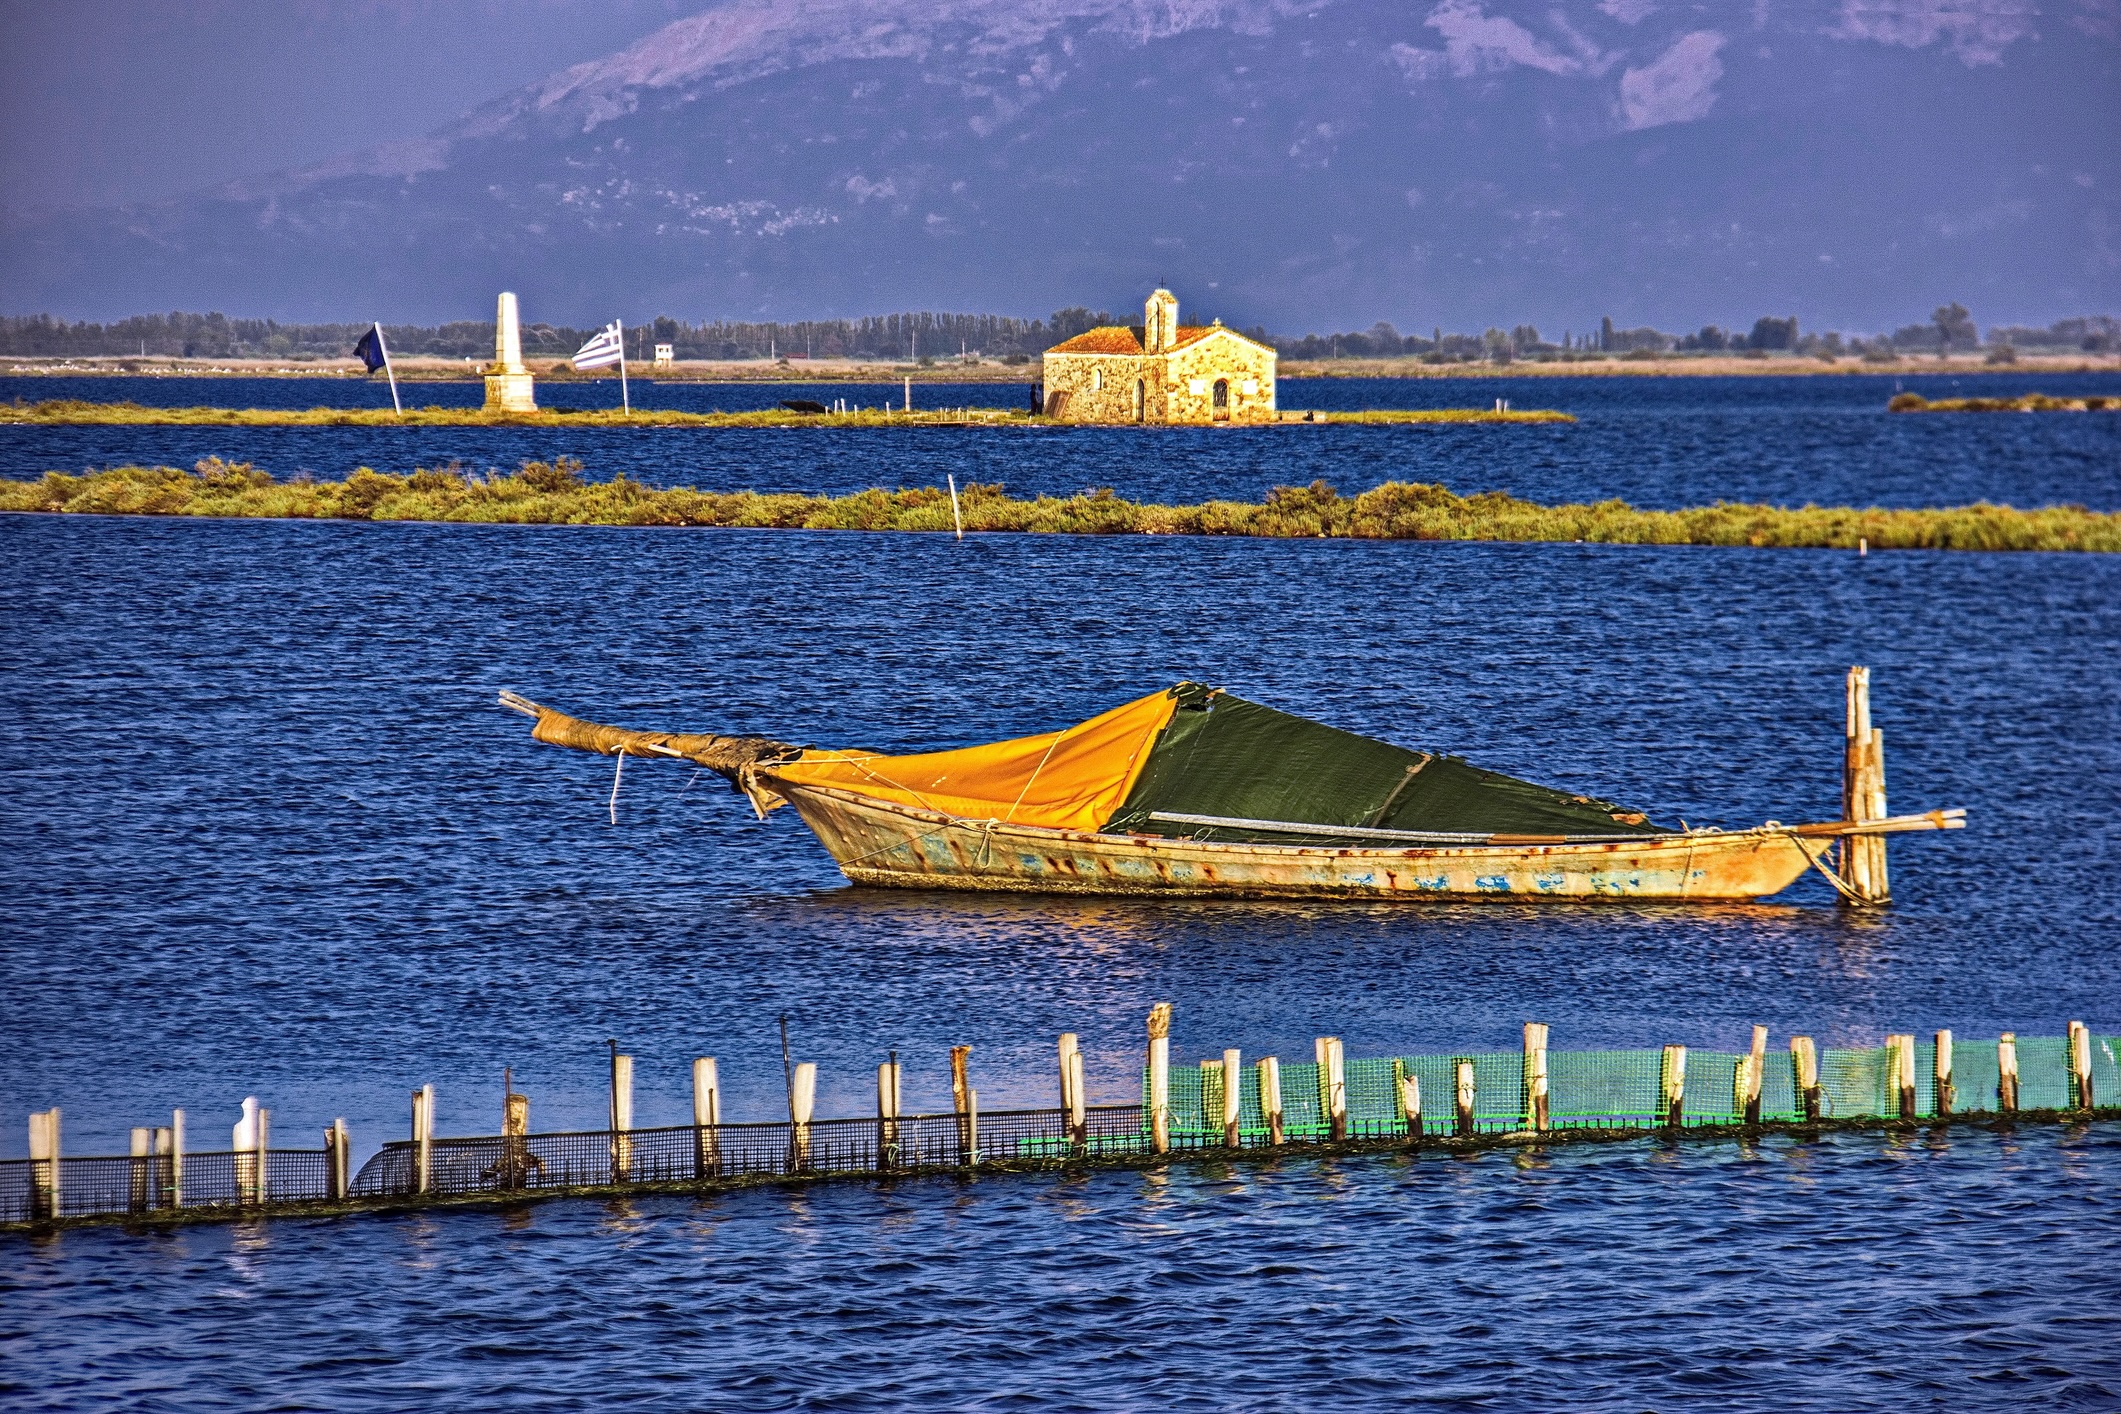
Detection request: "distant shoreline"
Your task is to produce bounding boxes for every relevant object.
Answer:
[1,401,1570,429]
[4,352,2116,383]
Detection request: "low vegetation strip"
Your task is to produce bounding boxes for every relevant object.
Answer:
[6,459,2116,552]
[1888,391,2118,413]
[0,399,1570,428]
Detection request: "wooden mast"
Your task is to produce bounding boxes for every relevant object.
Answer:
[1839,666,1890,904]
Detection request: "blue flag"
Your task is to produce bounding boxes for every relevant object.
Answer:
[353,325,386,373]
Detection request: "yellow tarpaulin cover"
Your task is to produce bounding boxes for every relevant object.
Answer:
[765,689,1180,832]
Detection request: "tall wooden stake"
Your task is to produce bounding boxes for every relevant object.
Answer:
[1258,1057,1284,1146]
[1396,1061,1422,1148]
[1839,666,1891,905]
[1147,1004,1172,1154]
[1454,1059,1476,1137]
[1934,1030,1955,1116]
[1221,1048,1243,1148]
[1997,1032,2020,1113]
[1791,1036,1821,1121]
[694,1057,720,1179]
[1744,1025,1768,1126]
[790,1062,816,1170]
[1524,1023,1550,1132]
[2068,1021,2094,1109]
[1660,1045,1687,1129]
[876,1053,901,1169]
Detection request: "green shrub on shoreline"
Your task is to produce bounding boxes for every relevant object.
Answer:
[4,457,2115,552]
[1888,391,2117,413]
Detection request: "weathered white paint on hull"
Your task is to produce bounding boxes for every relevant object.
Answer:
[773,782,1822,901]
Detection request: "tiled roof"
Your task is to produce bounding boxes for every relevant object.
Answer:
[1046,325,1240,355]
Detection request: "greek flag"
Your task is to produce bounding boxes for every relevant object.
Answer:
[573,322,624,371]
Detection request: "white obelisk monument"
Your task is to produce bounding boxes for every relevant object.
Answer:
[483,291,538,412]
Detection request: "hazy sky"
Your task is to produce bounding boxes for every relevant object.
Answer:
[0,1,688,209]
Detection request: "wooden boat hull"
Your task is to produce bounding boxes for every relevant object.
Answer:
[773,781,1824,901]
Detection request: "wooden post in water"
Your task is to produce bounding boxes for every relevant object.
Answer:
[169,1109,184,1208]
[1791,1037,1821,1121]
[257,1106,270,1203]
[609,1052,634,1184]
[1889,1034,1917,1119]
[411,1084,434,1195]
[1057,1033,1078,1123]
[1318,1037,1348,1141]
[153,1124,175,1210]
[875,1056,901,1169]
[1222,1048,1243,1148]
[1660,1046,1687,1129]
[1258,1057,1284,1147]
[694,1057,720,1180]
[1838,666,1891,905]
[965,1086,980,1165]
[233,1097,263,1206]
[129,1127,151,1215]
[1524,1023,1550,1133]
[498,1085,532,1191]
[1396,1062,1422,1148]
[1997,1033,2020,1113]
[1934,1030,1955,1117]
[2068,1021,2094,1110]
[1066,1050,1087,1150]
[1454,1059,1476,1137]
[327,1118,350,1200]
[1147,1005,1172,1155]
[951,1044,975,1164]
[790,1062,816,1171]
[1744,1025,1768,1126]
[28,1108,59,1220]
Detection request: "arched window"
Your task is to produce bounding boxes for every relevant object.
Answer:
[1212,378,1230,420]
[1133,379,1145,421]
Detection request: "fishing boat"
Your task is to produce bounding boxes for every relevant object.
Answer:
[499,674,1962,903]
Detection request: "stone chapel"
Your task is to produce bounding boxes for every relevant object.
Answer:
[1041,288,1277,424]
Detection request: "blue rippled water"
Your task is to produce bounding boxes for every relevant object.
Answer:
[5,370,2119,509]
[3,405,2120,1405]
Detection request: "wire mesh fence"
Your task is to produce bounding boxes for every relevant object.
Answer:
[6,1033,2115,1227]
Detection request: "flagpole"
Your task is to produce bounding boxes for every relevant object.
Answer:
[376,322,402,417]
[617,319,629,415]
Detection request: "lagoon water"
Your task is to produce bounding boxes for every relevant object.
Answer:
[5,370,2121,510]
[4,384,2120,1407]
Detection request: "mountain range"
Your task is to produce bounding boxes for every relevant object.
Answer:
[3,0,2115,330]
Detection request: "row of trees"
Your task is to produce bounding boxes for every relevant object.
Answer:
[2,304,2113,362]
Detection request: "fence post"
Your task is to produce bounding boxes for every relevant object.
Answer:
[1791,1037,1821,1121]
[1318,1037,1347,1141]
[1744,1025,1767,1126]
[1660,1046,1687,1129]
[412,1084,433,1195]
[693,1057,720,1180]
[610,1052,634,1184]
[1066,1049,1087,1149]
[1890,1034,1916,1119]
[1524,1023,1550,1133]
[950,1044,975,1164]
[234,1097,261,1206]
[1839,665,1890,905]
[498,1088,532,1191]
[169,1108,185,1208]
[876,1057,901,1169]
[1259,1057,1284,1146]
[1396,1062,1422,1147]
[328,1118,350,1200]
[791,1062,816,1171]
[1147,1004,1172,1155]
[130,1128,151,1215]
[1222,1049,1243,1148]
[1997,1033,2020,1113]
[153,1124,175,1210]
[28,1109,59,1220]
[256,1106,270,1204]
[2068,1021,2093,1109]
[966,1087,980,1166]
[1058,1032,1078,1117]
[1934,1030,1955,1117]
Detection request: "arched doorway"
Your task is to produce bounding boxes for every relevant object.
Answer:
[1133,379,1145,422]
[1212,379,1230,421]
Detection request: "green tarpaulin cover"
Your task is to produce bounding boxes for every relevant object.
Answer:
[1104,684,1664,841]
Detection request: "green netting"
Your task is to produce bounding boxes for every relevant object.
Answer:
[1280,1060,1328,1138]
[1398,1055,1462,1134]
[1105,686,1665,841]
[2016,1036,2072,1110]
[2098,1037,2121,1106]
[1549,1049,1662,1126]
[1950,1044,1999,1114]
[1819,1047,1888,1118]
[1760,1051,1800,1121]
